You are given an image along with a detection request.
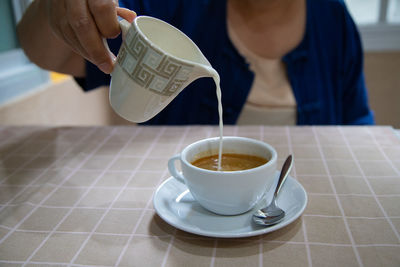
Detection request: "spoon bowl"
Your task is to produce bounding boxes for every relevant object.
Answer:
[253,155,293,226]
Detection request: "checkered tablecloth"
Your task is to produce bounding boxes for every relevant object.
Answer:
[0,125,399,266]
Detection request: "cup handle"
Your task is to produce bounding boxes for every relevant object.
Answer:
[168,154,186,184]
[102,19,132,65]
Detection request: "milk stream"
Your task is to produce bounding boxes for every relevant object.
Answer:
[211,72,223,171]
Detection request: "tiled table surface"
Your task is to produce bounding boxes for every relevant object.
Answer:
[0,125,399,267]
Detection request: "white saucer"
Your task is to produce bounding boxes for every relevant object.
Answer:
[153,171,307,238]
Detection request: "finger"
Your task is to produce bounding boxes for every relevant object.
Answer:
[59,17,90,61]
[66,0,113,73]
[88,0,120,38]
[46,0,67,41]
[117,7,137,23]
[48,0,88,58]
[47,0,96,70]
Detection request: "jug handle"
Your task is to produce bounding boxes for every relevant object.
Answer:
[102,19,131,65]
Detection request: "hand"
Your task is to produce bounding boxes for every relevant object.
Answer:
[46,0,136,74]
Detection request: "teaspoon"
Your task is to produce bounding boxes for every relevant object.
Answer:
[252,154,293,226]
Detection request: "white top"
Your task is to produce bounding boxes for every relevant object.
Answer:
[227,20,297,125]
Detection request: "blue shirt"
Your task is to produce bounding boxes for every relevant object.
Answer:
[81,0,375,125]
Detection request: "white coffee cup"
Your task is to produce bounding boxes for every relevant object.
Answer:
[168,137,277,215]
[106,16,216,123]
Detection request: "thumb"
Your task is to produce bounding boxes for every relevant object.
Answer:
[117,7,136,23]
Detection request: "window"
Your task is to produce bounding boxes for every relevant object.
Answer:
[388,0,400,23]
[346,0,381,24]
[345,0,400,51]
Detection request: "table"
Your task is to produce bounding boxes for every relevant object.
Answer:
[0,125,399,267]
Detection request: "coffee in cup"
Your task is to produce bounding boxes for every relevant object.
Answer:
[191,153,268,172]
[168,136,277,215]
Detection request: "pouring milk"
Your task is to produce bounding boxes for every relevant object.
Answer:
[107,16,224,170]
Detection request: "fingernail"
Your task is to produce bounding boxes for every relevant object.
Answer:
[98,62,112,74]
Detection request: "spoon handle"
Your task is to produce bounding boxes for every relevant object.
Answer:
[273,155,293,198]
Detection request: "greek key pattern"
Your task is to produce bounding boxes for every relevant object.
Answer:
[117,26,194,96]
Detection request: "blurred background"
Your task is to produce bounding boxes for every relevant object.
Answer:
[0,0,399,127]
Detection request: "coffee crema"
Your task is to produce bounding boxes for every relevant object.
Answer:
[191,153,268,172]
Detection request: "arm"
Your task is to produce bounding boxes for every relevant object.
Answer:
[17,0,136,76]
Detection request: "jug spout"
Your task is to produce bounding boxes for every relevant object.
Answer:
[189,63,219,82]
